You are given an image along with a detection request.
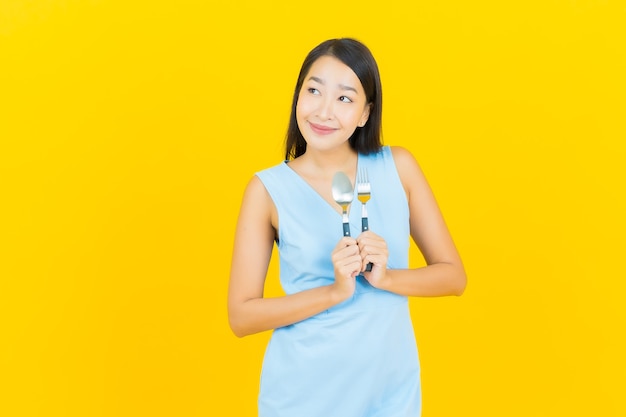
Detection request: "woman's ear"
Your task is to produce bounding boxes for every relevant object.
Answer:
[358,103,372,127]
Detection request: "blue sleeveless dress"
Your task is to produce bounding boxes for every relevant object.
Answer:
[255,146,421,417]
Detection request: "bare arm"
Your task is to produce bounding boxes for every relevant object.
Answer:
[360,146,467,296]
[227,176,359,337]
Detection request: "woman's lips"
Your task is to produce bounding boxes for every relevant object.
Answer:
[309,122,337,135]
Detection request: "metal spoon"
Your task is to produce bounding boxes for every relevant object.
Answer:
[331,172,354,237]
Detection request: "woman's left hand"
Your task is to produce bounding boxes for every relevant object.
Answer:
[356,231,389,289]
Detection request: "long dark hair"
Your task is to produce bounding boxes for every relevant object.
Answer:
[284,38,383,161]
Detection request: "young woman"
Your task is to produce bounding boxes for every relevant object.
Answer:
[228,38,466,417]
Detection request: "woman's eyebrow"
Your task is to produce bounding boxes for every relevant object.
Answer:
[338,84,358,94]
[307,76,358,93]
[308,76,324,84]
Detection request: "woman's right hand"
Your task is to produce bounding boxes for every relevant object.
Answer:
[330,236,361,302]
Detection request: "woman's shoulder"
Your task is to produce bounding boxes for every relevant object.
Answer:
[364,145,421,179]
[389,145,416,162]
[388,145,421,173]
[387,146,426,196]
[244,161,287,198]
[367,144,416,162]
[256,160,288,177]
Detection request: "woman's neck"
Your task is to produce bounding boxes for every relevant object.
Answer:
[297,145,357,178]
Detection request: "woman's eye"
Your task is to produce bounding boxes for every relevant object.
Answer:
[308,88,320,95]
[339,96,353,103]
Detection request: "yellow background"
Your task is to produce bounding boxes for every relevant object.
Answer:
[1,0,625,415]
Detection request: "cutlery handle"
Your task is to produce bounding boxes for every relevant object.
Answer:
[343,221,351,237]
[362,217,372,271]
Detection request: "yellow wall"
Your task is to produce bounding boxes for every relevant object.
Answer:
[1,1,624,415]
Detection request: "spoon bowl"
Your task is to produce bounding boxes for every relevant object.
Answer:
[332,172,354,236]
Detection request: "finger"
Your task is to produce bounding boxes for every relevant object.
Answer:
[362,253,382,267]
[337,258,363,278]
[359,245,387,271]
[356,231,386,250]
[332,242,359,261]
[356,235,386,252]
[334,242,358,261]
[357,230,379,239]
[358,241,387,261]
[337,236,357,248]
[333,248,362,270]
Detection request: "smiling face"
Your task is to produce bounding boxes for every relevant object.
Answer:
[295,55,371,153]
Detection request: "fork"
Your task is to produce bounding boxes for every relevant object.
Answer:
[357,167,373,271]
[357,167,371,231]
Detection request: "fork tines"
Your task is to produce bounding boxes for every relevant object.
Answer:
[357,167,371,204]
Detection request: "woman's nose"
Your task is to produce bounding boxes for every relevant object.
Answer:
[317,97,334,120]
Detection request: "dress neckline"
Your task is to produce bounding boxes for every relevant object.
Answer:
[281,154,364,218]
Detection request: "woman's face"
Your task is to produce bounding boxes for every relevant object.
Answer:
[296,55,370,152]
